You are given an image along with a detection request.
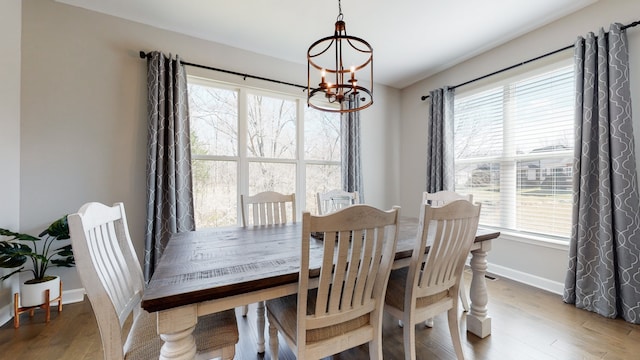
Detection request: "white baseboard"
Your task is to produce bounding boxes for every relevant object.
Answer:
[0,303,12,327]
[62,288,86,304]
[487,263,565,295]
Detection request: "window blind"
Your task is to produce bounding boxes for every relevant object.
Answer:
[453,64,574,239]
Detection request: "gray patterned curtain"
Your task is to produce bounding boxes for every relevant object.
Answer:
[342,96,364,202]
[144,52,195,281]
[426,87,454,193]
[563,24,640,323]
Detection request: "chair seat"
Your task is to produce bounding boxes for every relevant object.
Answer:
[385,267,450,312]
[124,309,239,360]
[266,290,371,343]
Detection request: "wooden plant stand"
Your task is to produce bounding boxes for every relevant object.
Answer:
[13,280,63,328]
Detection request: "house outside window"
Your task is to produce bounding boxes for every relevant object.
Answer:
[453,61,575,240]
[187,76,341,228]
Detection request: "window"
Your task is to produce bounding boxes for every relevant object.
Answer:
[188,77,341,228]
[453,61,574,239]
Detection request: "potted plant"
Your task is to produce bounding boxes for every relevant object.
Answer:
[0,215,75,307]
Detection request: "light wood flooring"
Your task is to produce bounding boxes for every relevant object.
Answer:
[1,272,639,359]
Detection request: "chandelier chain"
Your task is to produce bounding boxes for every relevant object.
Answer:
[337,0,343,21]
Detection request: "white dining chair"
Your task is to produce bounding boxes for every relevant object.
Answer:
[316,189,360,215]
[384,200,481,360]
[424,190,473,208]
[240,191,296,353]
[266,204,400,359]
[68,202,238,360]
[241,191,296,226]
[424,190,474,312]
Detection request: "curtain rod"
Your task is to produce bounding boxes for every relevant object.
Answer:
[420,19,640,101]
[139,51,307,91]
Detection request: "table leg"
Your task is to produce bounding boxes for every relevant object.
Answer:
[159,327,197,360]
[157,306,198,360]
[257,300,266,353]
[467,241,492,338]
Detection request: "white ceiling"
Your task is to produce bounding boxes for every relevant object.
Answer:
[55,0,596,89]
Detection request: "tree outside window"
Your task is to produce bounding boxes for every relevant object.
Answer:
[188,78,341,228]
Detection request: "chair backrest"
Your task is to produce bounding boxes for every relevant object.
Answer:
[409,200,481,301]
[316,189,360,215]
[297,204,400,357]
[241,191,296,226]
[423,190,473,207]
[68,202,144,360]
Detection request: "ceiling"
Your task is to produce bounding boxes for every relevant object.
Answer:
[55,0,596,89]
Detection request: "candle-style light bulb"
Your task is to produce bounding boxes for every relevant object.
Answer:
[350,66,356,92]
[321,69,326,84]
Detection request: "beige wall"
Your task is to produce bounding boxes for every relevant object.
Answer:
[0,0,22,326]
[17,0,400,308]
[399,0,640,292]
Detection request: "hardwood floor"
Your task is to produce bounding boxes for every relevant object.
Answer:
[1,272,639,359]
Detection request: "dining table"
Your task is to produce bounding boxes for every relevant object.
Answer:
[141,217,499,360]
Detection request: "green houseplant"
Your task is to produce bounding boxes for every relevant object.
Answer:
[0,215,75,285]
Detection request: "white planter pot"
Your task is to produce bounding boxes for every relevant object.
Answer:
[19,276,60,307]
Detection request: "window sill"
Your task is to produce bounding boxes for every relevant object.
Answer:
[481,227,570,251]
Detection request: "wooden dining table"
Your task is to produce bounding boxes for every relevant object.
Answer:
[141,217,499,360]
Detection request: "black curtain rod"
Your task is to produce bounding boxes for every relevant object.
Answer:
[139,51,307,91]
[420,19,640,101]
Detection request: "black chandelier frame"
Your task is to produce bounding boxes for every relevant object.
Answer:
[307,2,373,113]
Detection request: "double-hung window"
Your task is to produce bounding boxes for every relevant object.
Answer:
[453,60,575,240]
[187,76,341,228]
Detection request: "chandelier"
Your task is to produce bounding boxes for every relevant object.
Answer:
[307,0,373,113]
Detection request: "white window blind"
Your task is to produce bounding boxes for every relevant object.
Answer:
[453,63,574,239]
